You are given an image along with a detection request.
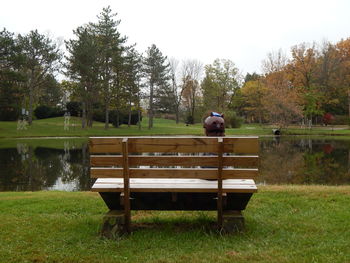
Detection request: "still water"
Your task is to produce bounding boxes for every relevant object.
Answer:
[0,136,349,191]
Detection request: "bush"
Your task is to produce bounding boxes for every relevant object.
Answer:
[0,106,20,121]
[93,109,141,127]
[34,105,52,119]
[34,105,64,119]
[224,111,244,128]
[331,115,350,125]
[66,101,82,117]
[186,115,194,124]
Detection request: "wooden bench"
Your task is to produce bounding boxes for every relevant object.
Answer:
[89,136,259,235]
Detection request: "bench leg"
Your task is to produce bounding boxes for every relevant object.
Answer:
[221,210,245,233]
[100,210,125,238]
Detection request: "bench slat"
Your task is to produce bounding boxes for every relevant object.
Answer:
[223,137,259,154]
[91,167,258,179]
[91,178,257,193]
[89,137,123,153]
[89,136,258,154]
[90,155,259,167]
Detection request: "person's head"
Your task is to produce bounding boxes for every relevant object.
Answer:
[203,112,225,136]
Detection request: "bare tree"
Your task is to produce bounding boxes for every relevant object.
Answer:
[181,59,203,123]
[168,58,183,123]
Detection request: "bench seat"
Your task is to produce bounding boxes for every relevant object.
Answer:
[92,178,257,193]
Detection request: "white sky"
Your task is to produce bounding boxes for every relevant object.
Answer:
[1,0,349,75]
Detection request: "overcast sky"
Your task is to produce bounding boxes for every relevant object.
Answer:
[1,0,349,74]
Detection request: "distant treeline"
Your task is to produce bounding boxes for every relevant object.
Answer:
[1,6,350,128]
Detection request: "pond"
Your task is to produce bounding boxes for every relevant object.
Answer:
[0,136,350,191]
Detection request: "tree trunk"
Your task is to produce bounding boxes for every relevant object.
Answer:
[137,91,141,130]
[175,107,179,124]
[115,110,120,128]
[104,104,109,130]
[82,101,86,129]
[348,89,350,119]
[138,109,141,130]
[148,82,154,129]
[28,84,33,125]
[128,106,132,127]
[87,100,93,128]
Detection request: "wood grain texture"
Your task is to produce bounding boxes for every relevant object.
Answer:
[91,178,258,193]
[89,136,259,154]
[89,137,123,153]
[90,167,259,179]
[90,155,259,167]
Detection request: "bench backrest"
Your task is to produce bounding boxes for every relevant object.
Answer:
[89,136,259,180]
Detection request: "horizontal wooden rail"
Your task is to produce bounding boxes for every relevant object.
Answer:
[90,167,258,179]
[89,137,259,154]
[90,155,259,167]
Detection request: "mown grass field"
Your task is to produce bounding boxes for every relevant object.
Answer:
[1,117,349,138]
[0,186,349,263]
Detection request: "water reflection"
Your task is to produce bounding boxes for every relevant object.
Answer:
[259,137,350,185]
[0,140,92,191]
[0,137,349,191]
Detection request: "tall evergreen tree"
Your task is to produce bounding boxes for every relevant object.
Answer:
[143,44,170,129]
[65,26,99,128]
[92,6,127,129]
[123,48,143,127]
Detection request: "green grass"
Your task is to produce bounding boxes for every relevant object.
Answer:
[2,116,350,138]
[0,186,349,263]
[0,117,272,138]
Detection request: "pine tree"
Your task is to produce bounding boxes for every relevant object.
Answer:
[92,6,127,129]
[143,44,170,129]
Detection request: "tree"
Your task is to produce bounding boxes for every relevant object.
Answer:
[0,28,26,120]
[240,78,267,124]
[335,38,350,117]
[288,43,322,123]
[315,41,344,114]
[65,26,99,128]
[201,59,240,113]
[143,44,170,129]
[18,30,61,125]
[262,50,303,128]
[38,74,63,107]
[168,58,184,123]
[180,59,203,123]
[92,6,127,129]
[123,48,142,127]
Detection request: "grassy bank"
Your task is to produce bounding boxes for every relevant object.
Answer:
[1,117,349,138]
[0,186,349,263]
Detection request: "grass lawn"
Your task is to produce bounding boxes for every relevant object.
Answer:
[1,117,349,138]
[0,186,349,263]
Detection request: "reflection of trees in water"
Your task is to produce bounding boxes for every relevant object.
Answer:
[259,138,350,185]
[2,138,349,191]
[0,146,59,191]
[0,142,91,191]
[59,142,91,190]
[259,139,304,184]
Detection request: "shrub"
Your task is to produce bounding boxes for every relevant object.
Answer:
[224,111,244,128]
[34,105,64,119]
[34,105,52,119]
[0,106,20,121]
[186,115,194,124]
[93,109,141,127]
[66,101,82,117]
[331,115,350,125]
